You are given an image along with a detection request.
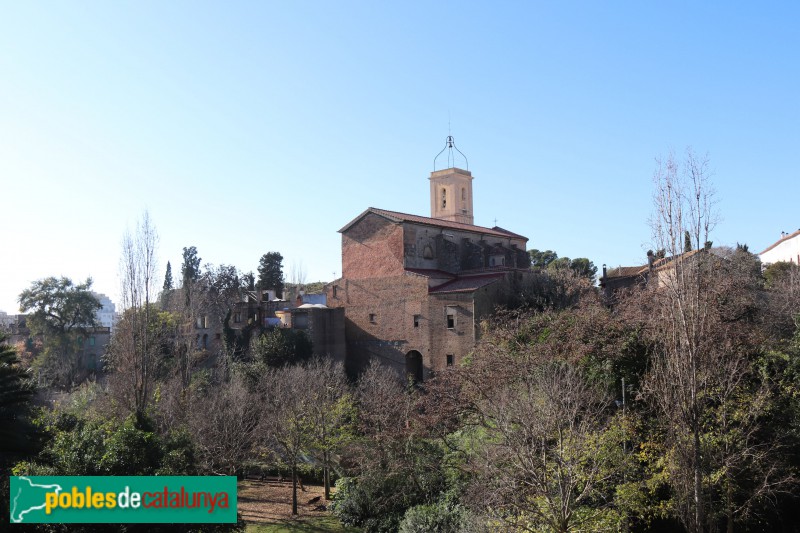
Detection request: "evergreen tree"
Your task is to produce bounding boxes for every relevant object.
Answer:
[163,261,174,291]
[181,246,201,287]
[257,252,284,295]
[0,333,36,467]
[242,272,256,292]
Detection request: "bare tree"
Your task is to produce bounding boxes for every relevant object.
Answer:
[305,358,352,500]
[187,374,261,476]
[258,364,315,515]
[641,150,792,532]
[462,357,621,533]
[112,211,159,423]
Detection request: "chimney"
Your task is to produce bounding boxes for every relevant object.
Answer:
[647,250,655,269]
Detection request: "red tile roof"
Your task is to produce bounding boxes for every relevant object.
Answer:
[339,207,528,241]
[605,265,647,278]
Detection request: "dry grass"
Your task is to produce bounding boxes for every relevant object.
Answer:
[238,478,330,524]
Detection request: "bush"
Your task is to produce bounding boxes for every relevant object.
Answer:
[399,501,468,533]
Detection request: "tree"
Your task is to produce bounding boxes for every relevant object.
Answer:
[187,374,260,476]
[18,277,101,336]
[106,306,175,417]
[638,149,792,532]
[257,252,284,295]
[465,361,623,532]
[250,328,312,367]
[181,246,202,308]
[117,211,160,423]
[304,358,352,500]
[258,364,315,515]
[17,277,101,387]
[242,272,256,292]
[529,249,598,283]
[181,246,202,286]
[0,333,36,469]
[163,261,174,291]
[528,249,559,269]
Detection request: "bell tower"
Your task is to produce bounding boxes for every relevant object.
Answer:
[430,136,474,225]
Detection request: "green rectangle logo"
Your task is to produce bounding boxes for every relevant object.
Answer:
[9,476,237,524]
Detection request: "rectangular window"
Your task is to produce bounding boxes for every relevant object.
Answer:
[333,285,338,298]
[369,313,377,324]
[413,314,420,327]
[446,309,455,329]
[446,354,454,366]
[89,336,95,346]
[234,312,242,323]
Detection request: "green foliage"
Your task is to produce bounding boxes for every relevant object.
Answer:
[528,250,598,283]
[163,261,174,291]
[528,249,559,269]
[398,500,469,533]
[18,276,101,336]
[181,245,202,285]
[257,252,285,294]
[763,260,800,288]
[0,333,37,469]
[331,438,447,532]
[17,276,101,388]
[243,271,256,291]
[250,328,312,367]
[18,408,200,478]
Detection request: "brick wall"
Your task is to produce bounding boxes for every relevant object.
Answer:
[342,213,405,279]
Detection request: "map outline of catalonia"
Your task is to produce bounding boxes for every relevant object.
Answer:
[10,476,63,523]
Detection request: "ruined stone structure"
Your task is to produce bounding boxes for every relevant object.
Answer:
[328,164,531,380]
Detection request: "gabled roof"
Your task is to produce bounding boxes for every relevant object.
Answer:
[339,207,528,241]
[602,249,707,280]
[760,229,800,255]
[604,265,647,279]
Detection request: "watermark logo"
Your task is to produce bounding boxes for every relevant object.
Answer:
[9,476,237,523]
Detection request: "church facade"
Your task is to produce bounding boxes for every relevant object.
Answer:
[327,165,531,380]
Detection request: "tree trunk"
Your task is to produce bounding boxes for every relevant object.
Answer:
[291,462,298,515]
[323,450,330,500]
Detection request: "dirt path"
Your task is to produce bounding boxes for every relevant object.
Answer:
[238,479,330,523]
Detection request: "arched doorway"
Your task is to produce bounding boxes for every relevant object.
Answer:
[405,350,423,384]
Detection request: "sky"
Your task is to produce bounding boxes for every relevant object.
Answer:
[1,1,798,313]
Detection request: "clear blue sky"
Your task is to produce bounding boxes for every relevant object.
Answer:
[1,1,798,313]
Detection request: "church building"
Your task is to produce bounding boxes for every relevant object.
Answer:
[327,139,532,380]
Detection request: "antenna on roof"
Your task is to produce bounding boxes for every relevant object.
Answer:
[433,135,468,171]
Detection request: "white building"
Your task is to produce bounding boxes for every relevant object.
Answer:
[759,229,800,266]
[92,292,118,331]
[0,311,16,330]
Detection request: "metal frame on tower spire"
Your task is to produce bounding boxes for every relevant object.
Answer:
[433,136,468,171]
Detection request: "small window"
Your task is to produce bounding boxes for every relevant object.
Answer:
[413,314,420,327]
[446,354,454,366]
[369,313,377,324]
[333,285,338,298]
[461,188,465,200]
[446,311,455,329]
[234,312,242,323]
[88,336,95,346]
[441,188,447,208]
